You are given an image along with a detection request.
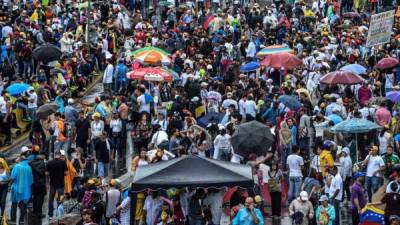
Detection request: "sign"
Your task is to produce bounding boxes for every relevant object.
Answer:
[366,10,395,47]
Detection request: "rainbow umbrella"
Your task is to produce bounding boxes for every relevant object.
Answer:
[203,15,215,29]
[256,45,294,57]
[131,47,171,65]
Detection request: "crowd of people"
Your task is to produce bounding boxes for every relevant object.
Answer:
[0,0,400,225]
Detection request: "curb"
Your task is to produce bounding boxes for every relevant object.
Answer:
[0,74,103,153]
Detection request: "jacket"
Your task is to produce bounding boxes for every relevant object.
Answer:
[29,158,47,187]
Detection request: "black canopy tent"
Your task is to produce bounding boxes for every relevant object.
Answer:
[131,155,254,191]
[129,155,254,225]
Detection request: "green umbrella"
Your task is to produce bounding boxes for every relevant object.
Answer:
[131,46,171,57]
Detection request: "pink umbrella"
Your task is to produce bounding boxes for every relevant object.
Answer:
[320,71,364,85]
[375,57,399,70]
[260,52,302,70]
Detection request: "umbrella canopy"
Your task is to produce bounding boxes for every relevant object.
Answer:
[127,67,173,82]
[203,15,215,29]
[6,83,32,96]
[36,103,60,119]
[340,64,367,75]
[256,45,294,57]
[278,95,302,110]
[32,44,62,63]
[132,155,254,191]
[375,57,399,70]
[231,121,274,157]
[342,12,361,18]
[385,91,400,103]
[240,61,260,72]
[260,52,302,70]
[197,112,224,128]
[163,67,180,81]
[131,47,171,65]
[320,71,364,85]
[330,118,381,134]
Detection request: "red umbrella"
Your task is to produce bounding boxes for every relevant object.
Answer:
[375,57,399,70]
[260,52,302,70]
[320,71,364,84]
[127,67,173,82]
[203,15,215,29]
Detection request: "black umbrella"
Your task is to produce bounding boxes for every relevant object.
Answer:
[231,120,274,158]
[32,44,62,63]
[36,103,59,119]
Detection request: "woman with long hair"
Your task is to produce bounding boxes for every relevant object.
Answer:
[268,160,283,220]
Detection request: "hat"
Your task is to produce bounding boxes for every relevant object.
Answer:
[266,79,273,83]
[21,146,30,153]
[109,179,120,187]
[300,191,308,201]
[206,64,213,70]
[93,112,101,118]
[390,215,400,221]
[68,98,74,104]
[60,150,66,156]
[191,96,199,102]
[342,147,350,155]
[201,82,208,87]
[323,140,332,149]
[319,195,328,202]
[254,195,262,203]
[227,92,233,98]
[354,172,365,178]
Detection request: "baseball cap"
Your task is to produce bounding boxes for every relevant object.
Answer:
[319,195,328,202]
[300,191,308,201]
[21,146,30,153]
[354,172,366,178]
[390,215,400,222]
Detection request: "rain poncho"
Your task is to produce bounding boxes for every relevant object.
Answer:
[64,159,77,194]
[11,160,33,203]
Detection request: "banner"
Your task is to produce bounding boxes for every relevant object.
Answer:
[366,10,395,47]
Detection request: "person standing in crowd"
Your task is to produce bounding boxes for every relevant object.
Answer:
[94,133,111,178]
[232,197,264,225]
[289,191,314,225]
[370,182,400,225]
[75,111,91,157]
[103,59,114,96]
[47,150,68,218]
[104,179,121,221]
[338,147,352,203]
[110,112,123,160]
[27,87,38,123]
[287,145,304,202]
[268,160,283,220]
[362,146,385,202]
[328,166,342,225]
[315,195,335,225]
[351,172,367,225]
[29,151,47,219]
[10,146,33,225]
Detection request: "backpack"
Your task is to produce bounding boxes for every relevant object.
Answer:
[82,190,93,209]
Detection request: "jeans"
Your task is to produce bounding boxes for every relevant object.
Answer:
[28,107,37,123]
[111,134,121,158]
[114,79,127,93]
[11,201,27,224]
[98,162,110,178]
[288,176,302,202]
[54,140,68,153]
[330,198,341,225]
[48,186,64,217]
[103,83,113,96]
[365,176,382,202]
[23,60,33,78]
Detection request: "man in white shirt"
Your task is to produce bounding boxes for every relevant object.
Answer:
[222,92,238,110]
[136,87,150,115]
[143,192,163,225]
[329,166,343,225]
[286,145,304,202]
[27,87,37,122]
[362,146,385,202]
[150,124,169,149]
[103,59,114,96]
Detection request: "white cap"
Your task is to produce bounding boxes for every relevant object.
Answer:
[206,64,213,70]
[300,191,308,201]
[201,82,208,87]
[21,146,30,153]
[191,96,199,102]
[68,98,74,104]
[60,150,66,156]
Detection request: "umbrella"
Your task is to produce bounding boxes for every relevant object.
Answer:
[131,47,171,65]
[256,45,294,57]
[340,64,367,75]
[331,118,381,162]
[36,103,59,119]
[342,12,361,18]
[203,15,215,29]
[6,83,32,96]
[163,67,180,81]
[197,112,224,128]
[385,91,400,103]
[32,44,62,63]
[127,67,173,82]
[231,120,274,157]
[260,52,302,70]
[375,57,399,70]
[320,71,364,85]
[278,95,302,110]
[240,61,260,72]
[158,0,173,6]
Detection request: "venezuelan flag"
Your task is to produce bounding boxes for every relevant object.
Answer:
[359,205,385,225]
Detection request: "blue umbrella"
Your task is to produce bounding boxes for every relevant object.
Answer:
[240,62,260,72]
[6,83,32,96]
[278,95,302,110]
[340,64,366,75]
[331,118,381,162]
[197,112,224,128]
[386,91,400,103]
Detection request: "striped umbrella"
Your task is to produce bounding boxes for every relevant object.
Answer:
[127,67,173,82]
[256,45,294,57]
[131,47,171,65]
[203,15,215,29]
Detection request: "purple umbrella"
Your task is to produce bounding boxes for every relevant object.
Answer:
[386,91,400,103]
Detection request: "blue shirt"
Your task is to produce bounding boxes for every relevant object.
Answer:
[11,160,33,203]
[262,108,281,125]
[232,208,264,225]
[328,114,343,125]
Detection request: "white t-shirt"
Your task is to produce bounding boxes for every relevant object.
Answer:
[329,173,343,200]
[366,155,385,177]
[151,131,169,147]
[110,119,122,133]
[287,154,304,177]
[138,94,150,113]
[28,92,38,109]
